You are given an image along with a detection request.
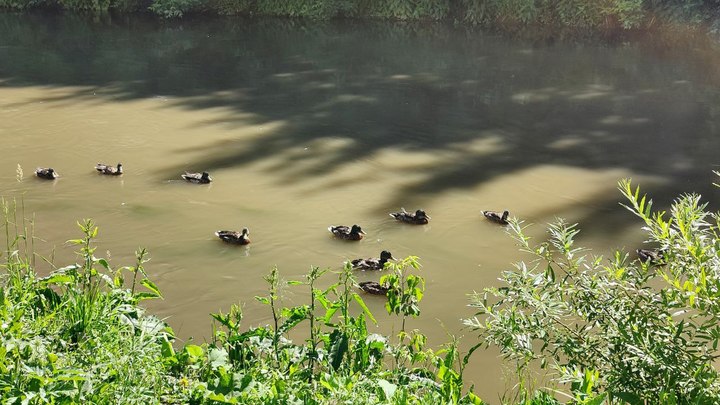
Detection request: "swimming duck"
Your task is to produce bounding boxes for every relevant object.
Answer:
[351,250,395,271]
[389,208,430,225]
[215,227,250,245]
[182,171,212,184]
[482,210,509,225]
[358,281,390,296]
[35,167,58,180]
[328,224,365,241]
[96,163,123,175]
[637,248,665,265]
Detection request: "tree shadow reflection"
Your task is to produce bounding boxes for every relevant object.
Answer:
[1,13,719,236]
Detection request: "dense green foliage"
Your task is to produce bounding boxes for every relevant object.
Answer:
[466,178,720,403]
[0,210,170,403]
[459,0,644,29]
[1,0,719,31]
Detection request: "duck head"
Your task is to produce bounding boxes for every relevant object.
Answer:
[351,224,365,235]
[415,209,430,219]
[380,250,395,261]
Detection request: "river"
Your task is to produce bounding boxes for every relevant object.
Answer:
[1,13,719,399]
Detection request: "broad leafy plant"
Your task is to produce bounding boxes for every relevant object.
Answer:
[196,259,482,403]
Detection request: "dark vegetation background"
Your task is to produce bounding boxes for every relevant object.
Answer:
[2,0,720,35]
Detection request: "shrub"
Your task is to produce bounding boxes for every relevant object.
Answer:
[110,0,148,13]
[458,0,646,29]
[57,0,110,11]
[0,0,52,10]
[466,178,720,402]
[253,0,355,18]
[360,0,450,20]
[207,0,251,15]
[149,0,201,18]
[178,259,485,403]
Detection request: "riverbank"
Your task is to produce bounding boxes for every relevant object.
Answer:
[1,0,720,37]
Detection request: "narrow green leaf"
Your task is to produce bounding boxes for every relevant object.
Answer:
[134,292,162,301]
[586,392,608,405]
[96,258,110,270]
[352,293,377,325]
[323,307,339,323]
[464,391,486,405]
[328,330,348,371]
[141,278,163,299]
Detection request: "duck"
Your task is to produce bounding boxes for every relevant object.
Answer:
[358,281,390,295]
[482,210,509,225]
[636,248,665,265]
[95,163,123,175]
[328,224,365,241]
[351,250,395,271]
[215,227,250,245]
[389,208,430,225]
[35,167,58,180]
[182,171,212,184]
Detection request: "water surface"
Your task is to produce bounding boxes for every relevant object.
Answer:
[1,13,720,399]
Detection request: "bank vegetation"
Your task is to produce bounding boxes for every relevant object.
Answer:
[1,0,720,35]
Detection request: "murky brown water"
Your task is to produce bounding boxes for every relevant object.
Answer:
[2,13,720,399]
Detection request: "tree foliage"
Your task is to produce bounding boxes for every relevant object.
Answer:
[2,0,719,31]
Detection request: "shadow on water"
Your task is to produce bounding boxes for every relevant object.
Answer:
[1,12,720,234]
